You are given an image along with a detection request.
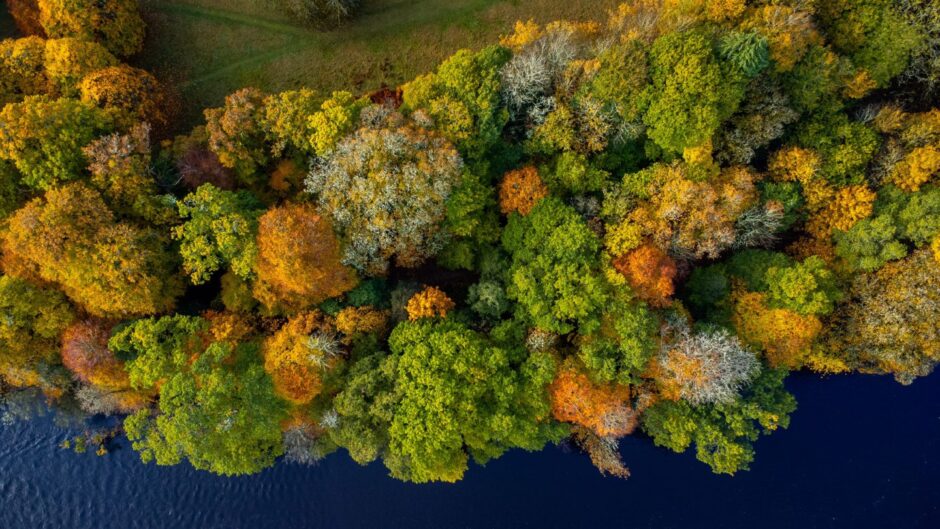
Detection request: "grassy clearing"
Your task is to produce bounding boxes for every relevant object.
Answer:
[136,0,619,128]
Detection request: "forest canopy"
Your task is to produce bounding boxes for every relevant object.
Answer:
[1,0,939,481]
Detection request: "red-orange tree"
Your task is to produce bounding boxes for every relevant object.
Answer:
[549,361,636,437]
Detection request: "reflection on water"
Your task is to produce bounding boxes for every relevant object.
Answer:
[1,372,938,529]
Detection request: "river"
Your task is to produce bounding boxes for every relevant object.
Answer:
[0,371,937,529]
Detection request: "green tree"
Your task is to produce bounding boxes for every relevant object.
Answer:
[0,96,111,190]
[402,45,510,159]
[124,340,288,476]
[644,28,745,154]
[502,197,608,334]
[110,315,209,390]
[173,185,263,284]
[765,256,842,316]
[642,368,797,475]
[577,297,658,385]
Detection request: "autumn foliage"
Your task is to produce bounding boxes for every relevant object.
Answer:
[613,244,677,308]
[253,203,358,311]
[549,362,637,438]
[499,166,548,215]
[405,287,455,321]
[263,312,341,405]
[60,319,128,389]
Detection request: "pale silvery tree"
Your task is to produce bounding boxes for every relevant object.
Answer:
[659,327,761,406]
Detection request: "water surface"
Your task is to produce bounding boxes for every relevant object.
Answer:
[1,371,937,529]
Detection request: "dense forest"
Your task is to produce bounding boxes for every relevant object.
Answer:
[0,0,938,481]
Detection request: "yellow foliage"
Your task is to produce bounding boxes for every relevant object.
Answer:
[406,287,455,321]
[704,0,746,23]
[335,306,389,338]
[932,235,940,264]
[682,139,713,166]
[768,146,820,183]
[873,104,907,134]
[500,20,543,50]
[731,291,822,369]
[890,144,940,192]
[742,4,822,72]
[604,220,644,256]
[842,69,877,99]
[808,185,876,237]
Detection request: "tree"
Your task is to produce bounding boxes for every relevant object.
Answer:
[764,256,842,316]
[549,360,636,437]
[7,0,43,36]
[731,291,822,369]
[173,184,263,284]
[79,65,168,130]
[42,38,117,96]
[402,45,510,159]
[204,88,268,183]
[0,275,75,389]
[498,166,548,216]
[253,203,358,312]
[0,96,111,190]
[502,197,608,334]
[644,28,745,154]
[0,37,49,104]
[655,327,761,406]
[61,319,128,389]
[110,315,209,391]
[628,164,758,259]
[816,0,922,87]
[306,114,463,275]
[827,250,940,384]
[261,89,364,157]
[612,244,676,308]
[82,123,168,221]
[262,312,342,405]
[379,319,564,482]
[124,340,288,476]
[642,368,796,475]
[282,0,360,28]
[38,0,145,57]
[405,287,455,321]
[576,297,658,385]
[2,183,182,317]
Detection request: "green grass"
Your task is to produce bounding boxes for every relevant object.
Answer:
[136,0,618,129]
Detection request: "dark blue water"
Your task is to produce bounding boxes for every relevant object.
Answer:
[1,371,937,529]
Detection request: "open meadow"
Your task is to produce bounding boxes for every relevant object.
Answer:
[137,0,618,126]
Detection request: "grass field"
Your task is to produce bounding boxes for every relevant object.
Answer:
[136,0,619,128]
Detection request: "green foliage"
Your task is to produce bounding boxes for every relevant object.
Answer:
[541,152,610,195]
[402,45,510,159]
[726,250,794,293]
[718,32,770,78]
[173,185,263,284]
[306,91,366,156]
[0,96,111,190]
[758,181,805,231]
[330,352,398,465]
[642,368,797,475]
[110,316,209,390]
[834,214,909,272]
[795,112,880,186]
[124,341,287,476]
[577,298,658,385]
[765,257,842,316]
[467,279,509,319]
[585,39,650,127]
[817,0,923,86]
[502,197,607,334]
[0,275,75,376]
[381,319,563,482]
[644,29,745,154]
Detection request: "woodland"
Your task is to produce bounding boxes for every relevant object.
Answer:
[0,0,938,481]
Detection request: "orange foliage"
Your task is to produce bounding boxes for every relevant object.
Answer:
[8,0,44,36]
[549,363,636,437]
[405,286,455,321]
[262,312,340,405]
[612,244,676,308]
[335,306,389,338]
[499,166,549,216]
[203,311,255,347]
[742,4,821,72]
[61,319,129,389]
[731,291,822,369]
[253,203,358,312]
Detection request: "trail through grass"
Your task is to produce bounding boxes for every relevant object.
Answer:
[136,0,618,129]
